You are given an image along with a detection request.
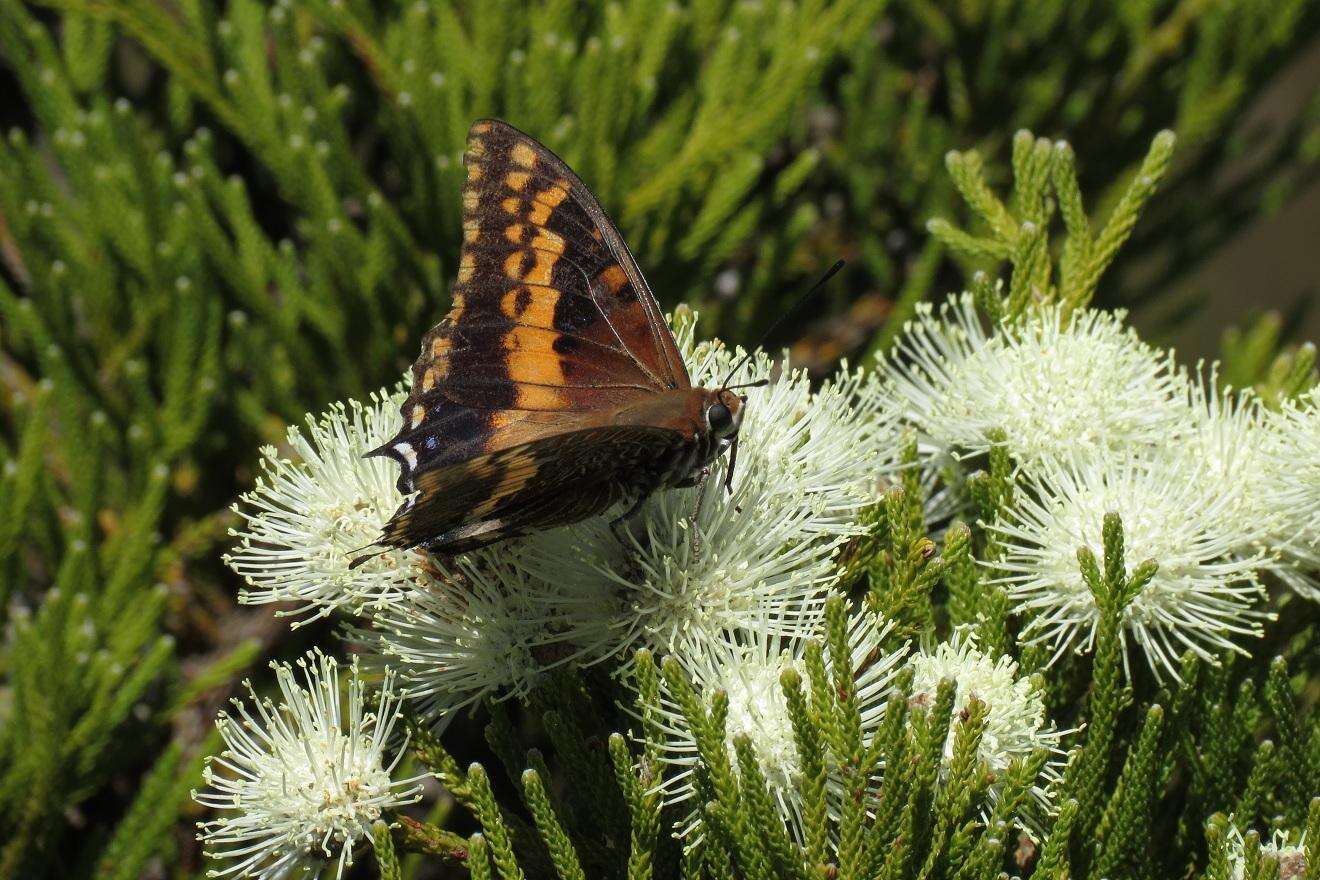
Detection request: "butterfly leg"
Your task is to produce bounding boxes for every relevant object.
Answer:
[687,467,710,558]
[609,488,652,552]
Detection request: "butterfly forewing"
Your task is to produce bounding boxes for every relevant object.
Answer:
[367,119,701,555]
[459,120,687,392]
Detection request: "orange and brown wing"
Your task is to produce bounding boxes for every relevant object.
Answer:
[377,425,689,554]
[373,118,688,495]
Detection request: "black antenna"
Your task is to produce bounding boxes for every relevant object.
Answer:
[719,259,845,388]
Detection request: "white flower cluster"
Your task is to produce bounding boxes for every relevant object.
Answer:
[224,388,416,619]
[884,291,1320,679]
[193,652,422,880]
[350,551,560,725]
[991,452,1270,678]
[651,610,905,839]
[906,632,1062,789]
[883,293,1184,466]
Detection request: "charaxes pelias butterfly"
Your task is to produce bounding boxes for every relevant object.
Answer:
[353,118,756,562]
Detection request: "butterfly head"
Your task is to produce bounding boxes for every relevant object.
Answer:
[704,388,745,441]
[700,386,757,495]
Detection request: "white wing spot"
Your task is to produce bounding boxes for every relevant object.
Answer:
[394,442,418,470]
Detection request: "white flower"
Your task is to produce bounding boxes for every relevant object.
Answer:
[225,386,414,620]
[882,293,1183,467]
[650,610,905,842]
[194,651,424,880]
[1224,826,1308,880]
[907,631,1062,810]
[992,453,1272,679]
[1261,387,1320,600]
[352,551,571,728]
[516,320,900,663]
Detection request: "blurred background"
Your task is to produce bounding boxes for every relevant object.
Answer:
[0,1,1317,876]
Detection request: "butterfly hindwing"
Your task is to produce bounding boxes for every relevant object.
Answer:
[379,424,689,554]
[374,119,690,498]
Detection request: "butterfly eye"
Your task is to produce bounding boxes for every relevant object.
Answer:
[706,402,736,438]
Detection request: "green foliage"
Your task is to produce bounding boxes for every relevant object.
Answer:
[93,732,219,880]
[860,438,944,638]
[929,129,1178,319]
[1221,313,1320,407]
[374,820,404,880]
[835,0,1320,358]
[2,0,1318,877]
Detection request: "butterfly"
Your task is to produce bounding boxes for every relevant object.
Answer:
[354,119,757,563]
